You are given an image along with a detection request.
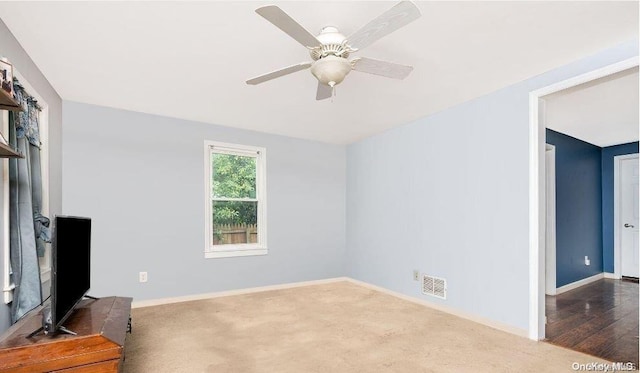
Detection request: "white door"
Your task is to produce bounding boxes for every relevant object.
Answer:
[620,157,639,278]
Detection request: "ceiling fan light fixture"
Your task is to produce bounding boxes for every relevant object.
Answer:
[247,1,421,100]
[310,55,352,87]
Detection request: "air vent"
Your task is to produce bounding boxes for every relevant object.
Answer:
[422,275,447,299]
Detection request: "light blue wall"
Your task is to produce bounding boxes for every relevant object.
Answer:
[546,129,602,287]
[0,19,63,335]
[62,101,346,302]
[602,142,639,273]
[346,39,638,332]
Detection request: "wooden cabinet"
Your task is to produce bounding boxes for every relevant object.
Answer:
[0,297,132,373]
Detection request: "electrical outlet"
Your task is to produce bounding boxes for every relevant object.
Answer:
[584,256,590,266]
[139,272,148,283]
[413,270,420,281]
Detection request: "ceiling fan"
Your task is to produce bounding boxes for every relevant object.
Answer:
[246,1,421,100]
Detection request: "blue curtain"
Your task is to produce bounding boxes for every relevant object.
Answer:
[8,78,49,322]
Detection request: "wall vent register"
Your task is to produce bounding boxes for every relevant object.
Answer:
[422,275,447,299]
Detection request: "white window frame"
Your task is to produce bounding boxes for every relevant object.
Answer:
[204,140,267,259]
[2,68,50,304]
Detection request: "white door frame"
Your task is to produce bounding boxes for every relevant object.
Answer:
[545,144,556,296]
[528,56,639,341]
[614,153,639,279]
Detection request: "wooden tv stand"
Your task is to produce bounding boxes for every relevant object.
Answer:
[0,296,132,372]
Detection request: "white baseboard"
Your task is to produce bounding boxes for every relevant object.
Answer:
[604,272,619,279]
[344,278,529,338]
[132,276,528,339]
[555,273,604,295]
[132,277,349,308]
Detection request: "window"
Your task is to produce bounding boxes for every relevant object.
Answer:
[204,141,266,258]
[2,72,50,304]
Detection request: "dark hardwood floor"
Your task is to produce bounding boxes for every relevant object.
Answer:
[545,278,639,366]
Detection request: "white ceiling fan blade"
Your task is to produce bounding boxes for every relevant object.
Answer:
[316,82,333,101]
[352,57,413,80]
[256,6,321,48]
[347,1,421,50]
[246,62,312,85]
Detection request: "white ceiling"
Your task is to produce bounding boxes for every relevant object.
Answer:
[0,1,637,144]
[544,67,639,148]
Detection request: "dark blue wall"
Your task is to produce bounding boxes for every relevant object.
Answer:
[546,129,603,287]
[601,142,639,273]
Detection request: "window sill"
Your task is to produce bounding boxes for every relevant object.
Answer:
[205,248,268,259]
[3,283,15,304]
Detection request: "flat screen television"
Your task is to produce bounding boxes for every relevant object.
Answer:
[49,215,92,334]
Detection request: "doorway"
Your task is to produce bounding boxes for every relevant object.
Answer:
[528,56,639,341]
[533,62,639,365]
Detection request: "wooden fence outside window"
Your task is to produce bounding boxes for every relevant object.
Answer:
[213,223,258,245]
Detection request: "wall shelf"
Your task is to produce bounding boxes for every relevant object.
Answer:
[0,88,21,111]
[0,141,22,158]
[0,88,22,157]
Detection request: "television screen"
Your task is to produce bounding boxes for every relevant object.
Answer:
[51,216,91,330]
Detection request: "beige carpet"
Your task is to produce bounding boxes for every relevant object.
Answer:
[123,281,609,372]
